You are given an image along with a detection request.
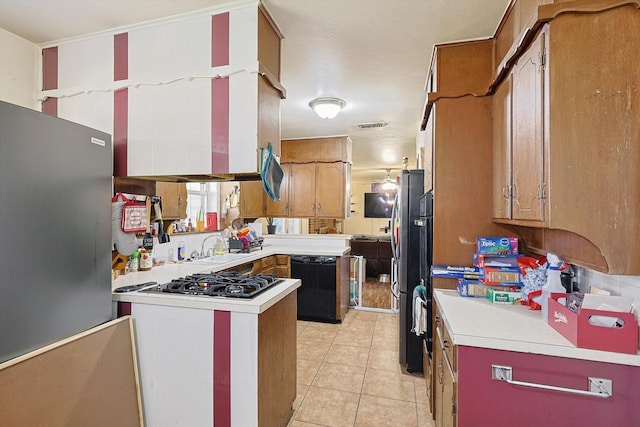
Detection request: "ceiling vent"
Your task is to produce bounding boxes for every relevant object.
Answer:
[356,121,387,129]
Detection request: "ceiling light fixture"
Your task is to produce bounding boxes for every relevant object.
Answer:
[309,97,346,119]
[380,169,397,191]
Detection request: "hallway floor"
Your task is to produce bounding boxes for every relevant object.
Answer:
[288,309,434,427]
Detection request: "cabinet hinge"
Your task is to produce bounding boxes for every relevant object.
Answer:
[452,402,457,415]
[538,183,547,200]
[539,51,546,70]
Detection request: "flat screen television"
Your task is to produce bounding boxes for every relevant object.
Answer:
[364,192,395,218]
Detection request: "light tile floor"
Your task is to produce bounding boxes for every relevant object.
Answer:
[288,309,435,427]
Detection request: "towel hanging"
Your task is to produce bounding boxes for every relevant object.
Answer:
[260,142,284,201]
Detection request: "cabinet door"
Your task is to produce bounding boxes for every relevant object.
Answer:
[511,30,546,222]
[315,162,346,218]
[265,163,289,217]
[240,181,265,218]
[156,182,187,219]
[492,74,512,220]
[289,163,316,217]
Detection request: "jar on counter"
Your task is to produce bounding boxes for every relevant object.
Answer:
[139,249,153,271]
[129,251,139,272]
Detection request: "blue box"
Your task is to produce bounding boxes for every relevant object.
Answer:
[431,265,483,280]
[476,237,518,255]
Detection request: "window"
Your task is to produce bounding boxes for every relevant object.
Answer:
[185,183,219,225]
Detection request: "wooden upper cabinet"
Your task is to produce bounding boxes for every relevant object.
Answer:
[492,74,512,220]
[240,180,265,218]
[265,163,290,217]
[258,6,282,81]
[289,163,316,217]
[493,0,554,79]
[431,39,494,96]
[281,136,352,163]
[510,29,546,223]
[315,162,347,218]
[489,5,640,273]
[156,182,187,220]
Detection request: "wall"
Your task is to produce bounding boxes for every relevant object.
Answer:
[577,268,640,311]
[0,27,38,109]
[343,181,392,237]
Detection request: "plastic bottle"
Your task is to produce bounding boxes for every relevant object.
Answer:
[541,265,566,321]
[177,241,186,263]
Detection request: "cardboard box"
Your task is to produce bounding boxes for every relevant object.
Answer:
[476,237,518,255]
[547,293,639,354]
[457,279,487,297]
[486,288,522,304]
[431,265,482,280]
[473,253,521,268]
[457,279,519,298]
[482,265,522,286]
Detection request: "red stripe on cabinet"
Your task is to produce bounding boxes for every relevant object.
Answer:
[211,78,229,173]
[42,98,58,116]
[213,310,231,427]
[114,33,128,81]
[113,33,128,176]
[211,13,230,67]
[114,89,128,176]
[42,46,58,116]
[42,47,58,90]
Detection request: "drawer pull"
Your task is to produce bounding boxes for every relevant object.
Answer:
[491,365,612,398]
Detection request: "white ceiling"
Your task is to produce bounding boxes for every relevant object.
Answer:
[0,0,510,184]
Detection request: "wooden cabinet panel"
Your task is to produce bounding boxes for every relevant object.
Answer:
[511,30,546,223]
[156,182,187,219]
[315,163,346,218]
[432,39,494,96]
[281,137,352,163]
[289,163,317,217]
[275,255,290,278]
[240,180,265,218]
[492,74,512,220]
[265,163,289,217]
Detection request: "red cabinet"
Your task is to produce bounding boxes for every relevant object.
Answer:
[456,345,640,426]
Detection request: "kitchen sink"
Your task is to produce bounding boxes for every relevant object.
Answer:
[189,253,251,264]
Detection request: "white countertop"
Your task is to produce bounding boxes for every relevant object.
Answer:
[112,240,350,314]
[113,278,300,315]
[434,289,640,367]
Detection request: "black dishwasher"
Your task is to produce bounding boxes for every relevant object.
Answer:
[291,255,338,323]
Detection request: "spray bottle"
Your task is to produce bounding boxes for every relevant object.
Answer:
[541,253,567,321]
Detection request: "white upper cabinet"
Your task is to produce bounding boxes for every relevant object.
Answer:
[39,0,283,179]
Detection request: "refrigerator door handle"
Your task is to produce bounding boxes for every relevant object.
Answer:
[390,192,399,260]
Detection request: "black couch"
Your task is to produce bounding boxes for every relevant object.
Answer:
[350,235,392,279]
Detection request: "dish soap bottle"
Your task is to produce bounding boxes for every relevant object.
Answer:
[541,254,567,321]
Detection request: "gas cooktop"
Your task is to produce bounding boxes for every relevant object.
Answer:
[139,271,284,299]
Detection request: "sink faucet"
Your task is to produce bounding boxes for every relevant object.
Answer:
[200,234,219,257]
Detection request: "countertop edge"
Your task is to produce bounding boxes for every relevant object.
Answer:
[434,289,640,367]
[113,279,301,315]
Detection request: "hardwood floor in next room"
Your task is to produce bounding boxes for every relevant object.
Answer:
[288,309,434,427]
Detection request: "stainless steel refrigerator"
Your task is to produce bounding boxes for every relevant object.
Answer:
[0,100,113,363]
[391,169,424,373]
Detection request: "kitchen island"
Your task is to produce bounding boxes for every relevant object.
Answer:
[112,234,351,427]
[113,264,300,427]
[432,289,640,426]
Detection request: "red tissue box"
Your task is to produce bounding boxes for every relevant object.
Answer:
[547,293,638,354]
